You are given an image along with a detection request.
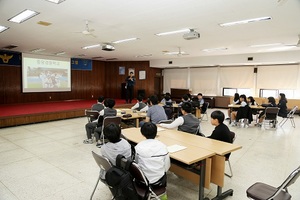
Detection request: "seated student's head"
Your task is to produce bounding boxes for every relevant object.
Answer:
[181,102,193,114]
[105,98,115,108]
[268,97,276,105]
[149,95,159,105]
[197,93,203,99]
[239,94,246,102]
[98,96,105,103]
[137,95,143,102]
[182,94,189,101]
[141,122,157,139]
[210,110,225,126]
[165,94,171,101]
[103,123,121,143]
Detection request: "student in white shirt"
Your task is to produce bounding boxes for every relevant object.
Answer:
[135,122,170,184]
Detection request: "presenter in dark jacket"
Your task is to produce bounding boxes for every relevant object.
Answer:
[125,72,135,103]
[207,110,231,143]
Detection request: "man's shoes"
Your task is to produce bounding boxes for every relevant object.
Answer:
[226,117,230,120]
[83,139,93,144]
[230,121,237,126]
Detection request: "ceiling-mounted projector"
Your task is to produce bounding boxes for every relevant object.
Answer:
[102,44,115,51]
[183,30,200,40]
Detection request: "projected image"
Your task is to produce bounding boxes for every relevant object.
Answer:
[22,54,71,92]
[27,67,68,88]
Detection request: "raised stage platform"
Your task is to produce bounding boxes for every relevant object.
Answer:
[0,99,132,128]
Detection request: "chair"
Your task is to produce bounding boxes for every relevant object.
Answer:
[236,105,253,128]
[163,105,174,120]
[246,165,300,200]
[200,102,209,121]
[225,131,236,178]
[90,151,113,200]
[120,157,167,200]
[262,107,280,129]
[85,109,100,123]
[101,116,122,143]
[279,106,298,128]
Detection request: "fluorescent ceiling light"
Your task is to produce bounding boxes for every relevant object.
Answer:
[164,51,186,55]
[30,48,45,53]
[112,37,139,44]
[0,25,9,33]
[82,44,101,49]
[155,28,191,36]
[202,47,228,52]
[219,16,271,27]
[8,9,39,23]
[135,54,152,58]
[55,51,66,55]
[45,0,65,4]
[250,43,282,48]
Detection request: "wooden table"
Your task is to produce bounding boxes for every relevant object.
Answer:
[116,108,146,127]
[122,127,242,200]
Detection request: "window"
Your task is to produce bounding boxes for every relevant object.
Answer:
[223,88,252,96]
[260,89,295,98]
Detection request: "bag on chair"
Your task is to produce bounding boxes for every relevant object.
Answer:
[105,155,139,200]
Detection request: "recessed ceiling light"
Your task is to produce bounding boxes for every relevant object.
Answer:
[250,43,282,48]
[202,47,228,52]
[82,44,101,49]
[155,28,191,36]
[45,0,65,4]
[8,9,39,23]
[112,37,139,44]
[219,16,271,27]
[164,51,186,55]
[135,54,152,58]
[30,48,45,53]
[0,25,9,33]
[37,21,52,26]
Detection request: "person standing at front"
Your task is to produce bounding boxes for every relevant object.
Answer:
[125,72,135,103]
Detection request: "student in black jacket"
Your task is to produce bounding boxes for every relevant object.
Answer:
[278,93,288,118]
[207,110,231,144]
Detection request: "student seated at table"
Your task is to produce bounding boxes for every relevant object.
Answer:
[197,93,205,107]
[178,94,190,106]
[247,96,258,106]
[84,98,117,147]
[277,93,288,118]
[160,92,172,105]
[257,96,277,125]
[230,94,247,126]
[159,102,200,134]
[208,110,232,144]
[227,93,240,120]
[101,123,132,165]
[131,95,147,111]
[135,122,170,185]
[140,95,167,126]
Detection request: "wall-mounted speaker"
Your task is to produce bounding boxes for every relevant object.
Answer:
[254,67,257,73]
[248,57,253,61]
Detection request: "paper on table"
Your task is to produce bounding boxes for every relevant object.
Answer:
[167,144,187,153]
[157,127,166,132]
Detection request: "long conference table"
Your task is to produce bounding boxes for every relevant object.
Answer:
[122,127,242,200]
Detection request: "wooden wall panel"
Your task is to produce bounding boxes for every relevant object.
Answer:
[0,60,162,104]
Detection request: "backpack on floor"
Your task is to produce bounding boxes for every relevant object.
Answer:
[105,155,139,200]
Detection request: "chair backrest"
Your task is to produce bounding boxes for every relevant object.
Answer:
[287,106,298,118]
[85,109,100,122]
[91,151,112,172]
[270,166,300,198]
[229,131,236,143]
[102,116,122,143]
[265,107,279,120]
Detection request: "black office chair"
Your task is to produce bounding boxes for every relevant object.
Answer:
[119,156,167,200]
[279,106,298,128]
[90,151,113,200]
[246,166,300,200]
[225,131,236,178]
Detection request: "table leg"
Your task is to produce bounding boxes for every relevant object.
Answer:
[211,186,233,200]
[199,159,210,200]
